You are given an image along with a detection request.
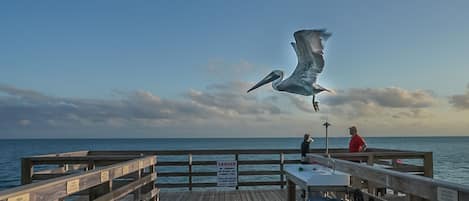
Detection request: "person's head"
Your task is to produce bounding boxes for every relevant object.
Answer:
[304,133,310,141]
[304,133,313,143]
[349,126,358,136]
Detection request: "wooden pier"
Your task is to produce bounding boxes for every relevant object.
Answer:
[1,148,468,201]
[159,190,303,201]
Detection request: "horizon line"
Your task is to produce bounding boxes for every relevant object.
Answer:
[1,135,468,140]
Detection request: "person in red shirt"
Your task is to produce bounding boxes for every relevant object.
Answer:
[348,126,367,152]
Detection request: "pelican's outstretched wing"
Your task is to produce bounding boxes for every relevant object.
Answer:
[290,29,331,84]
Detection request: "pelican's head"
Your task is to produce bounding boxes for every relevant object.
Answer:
[247,70,283,93]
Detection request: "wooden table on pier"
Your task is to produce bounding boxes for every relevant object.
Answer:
[284,164,350,201]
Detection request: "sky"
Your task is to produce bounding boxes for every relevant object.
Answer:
[1,0,469,138]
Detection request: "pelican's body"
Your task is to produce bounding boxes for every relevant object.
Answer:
[247,29,332,111]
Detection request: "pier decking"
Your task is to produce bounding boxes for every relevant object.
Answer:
[160,190,300,201]
[1,148,469,201]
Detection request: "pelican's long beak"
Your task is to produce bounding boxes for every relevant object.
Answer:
[326,88,336,95]
[247,72,280,93]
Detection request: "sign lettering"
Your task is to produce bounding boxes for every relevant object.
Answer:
[217,160,237,187]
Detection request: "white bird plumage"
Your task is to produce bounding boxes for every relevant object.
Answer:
[247,29,332,112]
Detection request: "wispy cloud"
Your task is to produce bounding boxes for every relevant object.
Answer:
[449,83,469,110]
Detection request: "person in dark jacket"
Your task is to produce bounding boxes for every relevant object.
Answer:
[301,133,314,163]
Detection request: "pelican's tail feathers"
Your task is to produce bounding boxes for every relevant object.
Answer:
[313,83,335,94]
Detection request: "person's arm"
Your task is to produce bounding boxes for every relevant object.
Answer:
[360,143,367,152]
[359,137,367,152]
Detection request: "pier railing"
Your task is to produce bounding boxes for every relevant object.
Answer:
[20,148,432,191]
[1,155,158,201]
[306,154,469,201]
[5,148,469,201]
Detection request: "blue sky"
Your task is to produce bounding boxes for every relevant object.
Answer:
[1,1,469,138]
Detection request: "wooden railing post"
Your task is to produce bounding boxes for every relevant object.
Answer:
[367,154,375,195]
[235,153,239,190]
[287,179,296,201]
[391,159,399,195]
[149,158,157,201]
[423,152,433,178]
[135,167,142,201]
[88,160,96,171]
[280,153,285,189]
[21,158,33,185]
[188,153,192,191]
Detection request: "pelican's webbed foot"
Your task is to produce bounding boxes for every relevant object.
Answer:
[312,96,320,112]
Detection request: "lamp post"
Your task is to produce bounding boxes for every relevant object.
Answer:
[323,121,331,154]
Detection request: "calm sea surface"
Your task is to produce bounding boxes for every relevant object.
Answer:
[0,137,468,190]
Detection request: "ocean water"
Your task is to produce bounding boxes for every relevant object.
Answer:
[0,137,468,190]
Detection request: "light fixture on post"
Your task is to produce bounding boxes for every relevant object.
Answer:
[323,121,331,154]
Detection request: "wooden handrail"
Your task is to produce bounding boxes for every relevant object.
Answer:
[306,154,469,201]
[1,156,157,201]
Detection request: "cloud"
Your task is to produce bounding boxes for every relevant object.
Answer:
[0,84,50,101]
[288,94,314,113]
[2,83,461,138]
[324,87,436,108]
[449,83,469,109]
[286,87,437,119]
[187,81,283,116]
[391,109,432,119]
[0,82,285,135]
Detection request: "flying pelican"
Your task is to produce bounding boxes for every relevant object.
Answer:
[247,29,332,112]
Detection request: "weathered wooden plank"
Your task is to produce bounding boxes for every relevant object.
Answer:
[88,148,360,156]
[158,170,281,177]
[31,150,89,158]
[28,155,144,165]
[158,159,289,166]
[238,181,284,186]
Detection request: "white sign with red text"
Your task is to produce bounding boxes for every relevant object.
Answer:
[217,160,237,187]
